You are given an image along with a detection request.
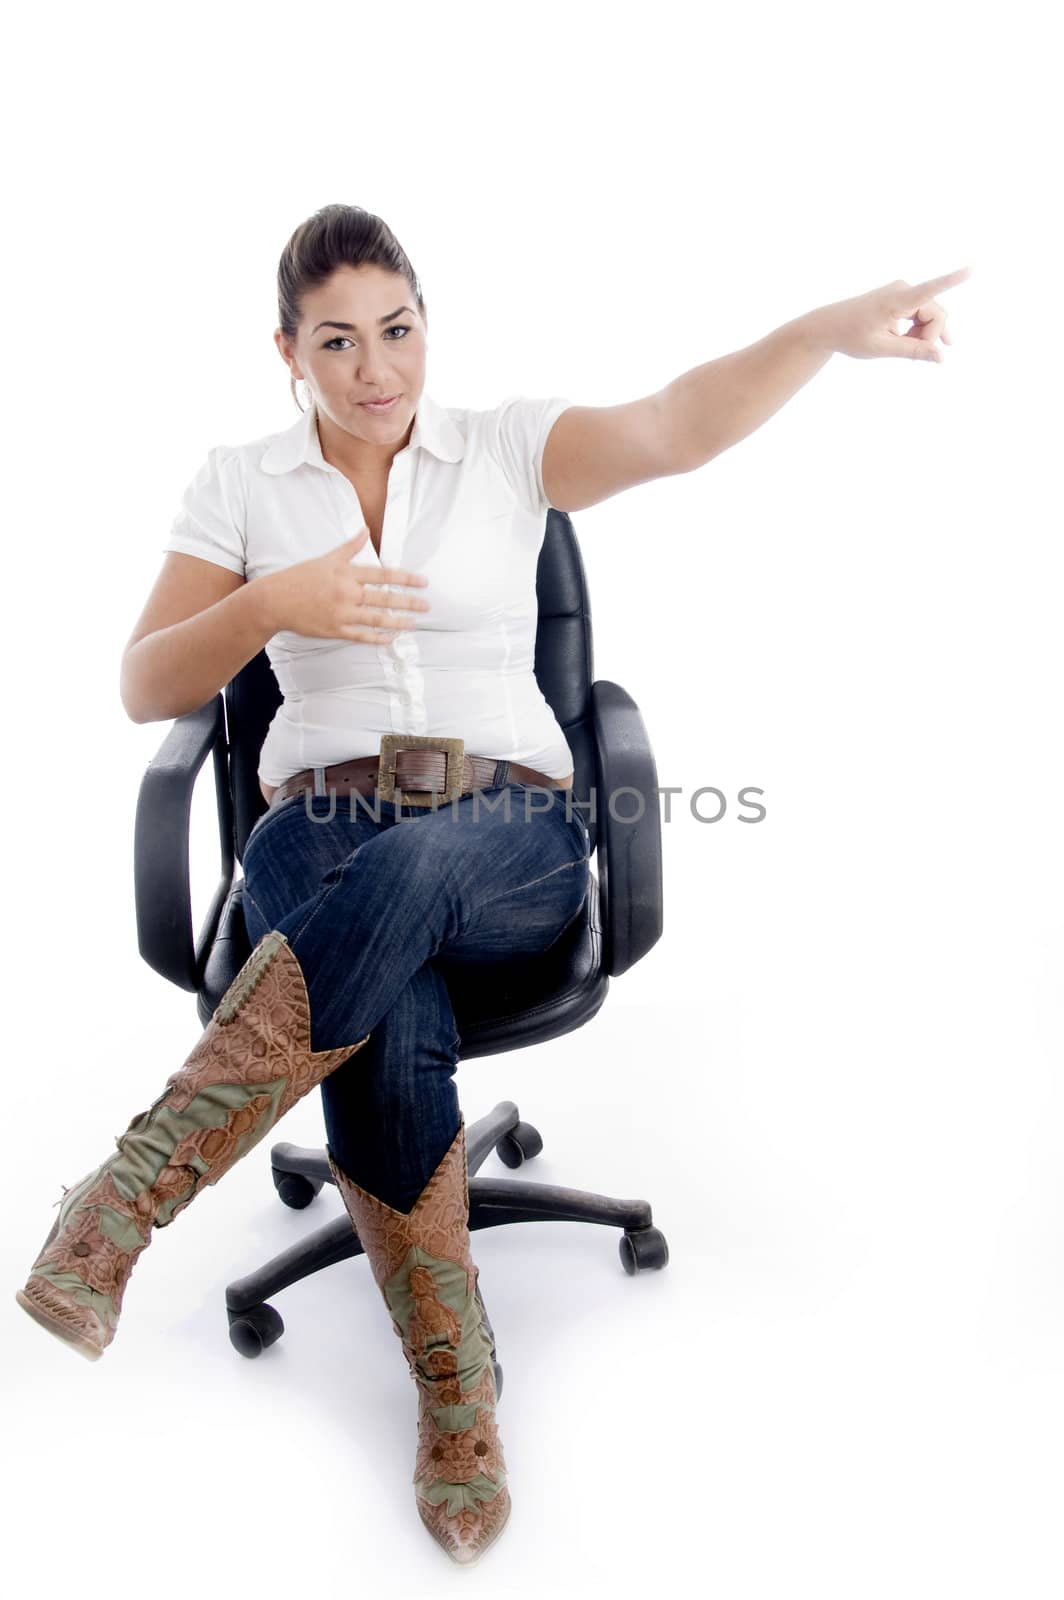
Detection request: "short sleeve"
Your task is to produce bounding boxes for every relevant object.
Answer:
[161,446,247,576]
[487,395,573,516]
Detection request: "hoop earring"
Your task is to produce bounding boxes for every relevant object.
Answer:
[290,373,313,413]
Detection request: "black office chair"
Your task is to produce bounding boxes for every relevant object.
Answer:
[133,508,669,1368]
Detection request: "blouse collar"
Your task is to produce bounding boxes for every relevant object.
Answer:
[260,388,465,474]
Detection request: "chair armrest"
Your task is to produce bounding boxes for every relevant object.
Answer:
[133,697,235,992]
[589,679,664,975]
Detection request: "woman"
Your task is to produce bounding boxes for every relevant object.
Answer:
[16,201,969,1567]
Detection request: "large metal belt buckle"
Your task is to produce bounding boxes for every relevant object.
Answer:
[377,734,467,807]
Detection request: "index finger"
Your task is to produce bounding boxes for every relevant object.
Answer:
[910,265,972,299]
[367,566,430,587]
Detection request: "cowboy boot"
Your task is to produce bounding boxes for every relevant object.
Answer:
[327,1115,511,1566]
[17,929,370,1362]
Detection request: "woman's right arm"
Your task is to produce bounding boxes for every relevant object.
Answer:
[120,554,283,724]
[120,534,430,723]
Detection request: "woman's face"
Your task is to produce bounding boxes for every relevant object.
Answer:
[275,263,427,454]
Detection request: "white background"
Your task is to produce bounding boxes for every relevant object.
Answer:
[2,1,1060,1595]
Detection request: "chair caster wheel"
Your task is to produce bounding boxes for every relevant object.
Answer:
[619,1226,669,1276]
[273,1170,323,1209]
[496,1120,543,1169]
[228,1302,285,1357]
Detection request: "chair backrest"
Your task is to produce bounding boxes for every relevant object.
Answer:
[226,511,597,855]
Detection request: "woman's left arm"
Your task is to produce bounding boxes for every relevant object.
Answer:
[541,266,971,513]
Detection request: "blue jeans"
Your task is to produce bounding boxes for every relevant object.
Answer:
[240,783,591,1214]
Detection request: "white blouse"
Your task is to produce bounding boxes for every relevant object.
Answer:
[161,390,576,789]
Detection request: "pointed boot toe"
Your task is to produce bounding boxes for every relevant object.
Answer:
[18,930,368,1360]
[328,1117,513,1566]
[411,1351,511,1564]
[418,1481,512,1565]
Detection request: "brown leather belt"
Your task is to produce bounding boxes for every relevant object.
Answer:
[268,733,569,810]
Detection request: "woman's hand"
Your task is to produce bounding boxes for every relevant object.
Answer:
[805,266,972,362]
[260,526,431,642]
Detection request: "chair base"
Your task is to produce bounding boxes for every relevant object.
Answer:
[224,1100,670,1359]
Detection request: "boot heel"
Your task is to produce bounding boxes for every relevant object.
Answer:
[15,1287,105,1361]
[327,1117,512,1566]
[18,931,369,1360]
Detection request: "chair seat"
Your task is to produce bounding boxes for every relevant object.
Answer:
[439,873,608,1056]
[200,874,608,1057]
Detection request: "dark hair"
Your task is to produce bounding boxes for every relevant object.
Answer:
[277,203,426,412]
